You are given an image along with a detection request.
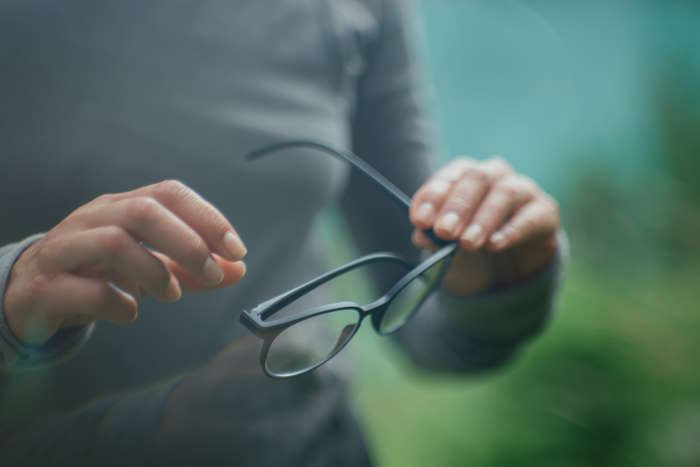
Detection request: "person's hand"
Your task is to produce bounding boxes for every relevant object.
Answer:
[410,157,559,295]
[3,180,248,345]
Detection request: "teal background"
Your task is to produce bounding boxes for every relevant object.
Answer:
[323,2,700,466]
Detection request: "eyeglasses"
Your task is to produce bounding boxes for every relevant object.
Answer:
[239,140,459,378]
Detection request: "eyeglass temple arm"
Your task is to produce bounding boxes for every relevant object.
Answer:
[245,140,448,247]
[252,253,414,320]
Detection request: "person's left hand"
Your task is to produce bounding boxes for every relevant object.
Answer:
[409,157,560,296]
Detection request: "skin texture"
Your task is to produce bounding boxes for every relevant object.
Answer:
[410,157,560,296]
[3,180,247,345]
[3,158,559,346]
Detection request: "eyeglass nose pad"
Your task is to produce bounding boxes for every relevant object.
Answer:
[330,324,356,355]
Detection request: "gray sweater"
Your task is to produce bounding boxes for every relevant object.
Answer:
[0,1,564,466]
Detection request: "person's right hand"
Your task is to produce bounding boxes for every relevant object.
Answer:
[3,180,248,346]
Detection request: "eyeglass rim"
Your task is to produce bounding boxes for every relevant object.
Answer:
[240,243,457,337]
[259,306,363,378]
[253,243,457,378]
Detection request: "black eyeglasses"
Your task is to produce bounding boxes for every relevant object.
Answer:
[239,140,459,378]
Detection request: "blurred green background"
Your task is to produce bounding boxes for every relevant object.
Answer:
[323,1,700,466]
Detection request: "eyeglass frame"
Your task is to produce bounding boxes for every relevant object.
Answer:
[239,140,459,378]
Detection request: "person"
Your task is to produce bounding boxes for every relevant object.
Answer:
[0,1,565,466]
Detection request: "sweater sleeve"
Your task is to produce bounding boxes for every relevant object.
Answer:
[394,232,567,372]
[0,235,94,372]
[340,0,566,374]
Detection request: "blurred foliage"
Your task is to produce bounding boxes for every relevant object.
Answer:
[317,1,700,466]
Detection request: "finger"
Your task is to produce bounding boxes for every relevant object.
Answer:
[460,174,536,250]
[40,226,181,302]
[46,274,139,326]
[112,180,247,261]
[409,179,453,228]
[411,230,439,253]
[410,159,475,228]
[152,252,246,292]
[78,266,145,304]
[105,274,146,304]
[81,197,225,286]
[433,158,479,182]
[432,176,489,240]
[487,196,559,252]
[433,158,513,240]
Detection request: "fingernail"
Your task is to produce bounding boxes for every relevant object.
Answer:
[462,223,483,245]
[223,231,247,260]
[202,256,224,285]
[415,202,435,225]
[239,261,247,278]
[490,231,506,247]
[165,276,182,302]
[436,211,460,235]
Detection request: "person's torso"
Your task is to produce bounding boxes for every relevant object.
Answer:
[0,0,381,426]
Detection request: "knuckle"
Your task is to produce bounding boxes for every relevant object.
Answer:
[540,193,560,214]
[63,206,88,225]
[549,200,561,225]
[34,237,58,266]
[494,178,521,199]
[461,166,490,184]
[201,204,228,234]
[94,193,117,204]
[489,156,511,170]
[482,157,514,179]
[444,193,473,212]
[438,158,473,181]
[422,179,452,198]
[518,174,538,192]
[183,238,210,266]
[26,274,52,298]
[522,217,537,232]
[155,179,190,201]
[504,223,520,237]
[126,197,160,223]
[99,226,130,253]
[474,216,494,232]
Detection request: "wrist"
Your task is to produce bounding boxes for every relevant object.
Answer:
[495,233,558,287]
[2,237,56,346]
[3,272,47,346]
[439,233,559,297]
[440,250,496,296]
[0,233,95,370]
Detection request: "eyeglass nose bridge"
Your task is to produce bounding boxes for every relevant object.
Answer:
[359,295,391,332]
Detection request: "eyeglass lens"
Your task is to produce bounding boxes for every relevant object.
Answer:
[264,255,450,376]
[265,308,360,377]
[377,255,450,334]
